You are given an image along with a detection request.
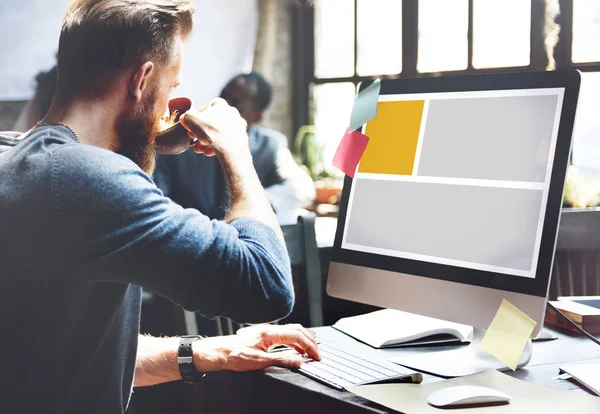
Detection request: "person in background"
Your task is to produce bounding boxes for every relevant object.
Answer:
[154,72,315,222]
[12,64,57,131]
[0,1,318,413]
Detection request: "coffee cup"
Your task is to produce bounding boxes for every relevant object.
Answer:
[155,97,196,155]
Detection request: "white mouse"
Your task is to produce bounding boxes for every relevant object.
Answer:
[427,385,511,408]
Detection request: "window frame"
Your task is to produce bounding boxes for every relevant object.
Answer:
[291,0,600,138]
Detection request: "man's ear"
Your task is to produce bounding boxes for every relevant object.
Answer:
[255,112,265,123]
[129,62,154,102]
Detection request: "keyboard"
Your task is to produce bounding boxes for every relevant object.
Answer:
[298,342,423,391]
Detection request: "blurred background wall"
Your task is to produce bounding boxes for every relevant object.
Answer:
[0,0,258,130]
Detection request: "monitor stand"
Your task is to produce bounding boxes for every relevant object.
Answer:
[390,328,532,378]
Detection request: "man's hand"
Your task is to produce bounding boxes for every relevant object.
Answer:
[179,98,249,159]
[179,97,283,235]
[193,324,320,373]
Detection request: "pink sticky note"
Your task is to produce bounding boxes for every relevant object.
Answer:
[332,129,370,178]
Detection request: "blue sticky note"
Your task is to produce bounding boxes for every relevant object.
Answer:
[349,79,381,132]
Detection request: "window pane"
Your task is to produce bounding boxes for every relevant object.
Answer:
[312,82,356,175]
[357,0,402,76]
[418,0,468,73]
[315,0,354,78]
[572,72,600,169]
[572,0,600,63]
[473,0,531,69]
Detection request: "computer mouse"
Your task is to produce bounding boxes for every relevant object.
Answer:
[427,385,511,408]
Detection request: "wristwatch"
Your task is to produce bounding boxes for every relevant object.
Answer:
[178,335,206,384]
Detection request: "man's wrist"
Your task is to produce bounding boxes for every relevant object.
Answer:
[219,152,262,197]
[218,149,254,176]
[192,336,227,373]
[178,335,206,383]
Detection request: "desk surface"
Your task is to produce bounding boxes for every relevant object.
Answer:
[205,326,600,414]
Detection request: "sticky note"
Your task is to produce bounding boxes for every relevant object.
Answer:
[480,299,537,371]
[332,129,370,178]
[358,100,425,176]
[349,79,381,132]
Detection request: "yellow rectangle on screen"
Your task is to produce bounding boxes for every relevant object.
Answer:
[358,100,425,175]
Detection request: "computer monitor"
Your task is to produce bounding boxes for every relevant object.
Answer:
[327,71,580,340]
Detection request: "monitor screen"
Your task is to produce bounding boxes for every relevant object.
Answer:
[342,88,564,280]
[331,72,581,300]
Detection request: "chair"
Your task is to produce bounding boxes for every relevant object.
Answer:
[281,212,324,327]
[549,209,600,299]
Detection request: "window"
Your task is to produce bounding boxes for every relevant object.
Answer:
[304,0,600,177]
[472,0,531,69]
[568,0,600,170]
[572,73,600,169]
[311,83,356,169]
[357,0,403,76]
[314,0,354,78]
[418,0,468,73]
[572,0,600,64]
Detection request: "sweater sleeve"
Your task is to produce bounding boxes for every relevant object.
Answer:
[50,145,294,323]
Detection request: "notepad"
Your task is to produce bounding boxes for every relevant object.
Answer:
[332,309,473,348]
[560,362,600,396]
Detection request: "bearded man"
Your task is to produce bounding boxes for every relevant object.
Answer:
[0,1,318,413]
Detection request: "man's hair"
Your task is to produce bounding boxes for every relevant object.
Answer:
[57,0,194,98]
[239,72,273,112]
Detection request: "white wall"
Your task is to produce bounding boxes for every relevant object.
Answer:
[179,0,257,104]
[0,1,67,100]
[0,0,257,103]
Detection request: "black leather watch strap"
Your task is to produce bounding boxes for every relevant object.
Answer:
[178,335,206,384]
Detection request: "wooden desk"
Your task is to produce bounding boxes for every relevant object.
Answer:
[203,326,600,414]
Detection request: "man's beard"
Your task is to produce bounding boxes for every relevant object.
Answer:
[116,90,160,175]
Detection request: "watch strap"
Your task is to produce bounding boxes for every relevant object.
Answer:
[178,335,206,384]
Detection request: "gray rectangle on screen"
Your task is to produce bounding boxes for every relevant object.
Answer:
[417,94,559,182]
[344,179,543,271]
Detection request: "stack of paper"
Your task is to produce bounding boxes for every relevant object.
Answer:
[560,363,600,396]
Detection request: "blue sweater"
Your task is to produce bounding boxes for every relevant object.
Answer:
[154,124,285,220]
[0,125,293,414]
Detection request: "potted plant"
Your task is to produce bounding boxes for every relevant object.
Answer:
[294,125,344,206]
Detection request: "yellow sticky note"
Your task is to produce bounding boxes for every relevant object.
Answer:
[480,299,537,371]
[359,100,425,176]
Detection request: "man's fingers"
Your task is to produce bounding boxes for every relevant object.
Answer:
[194,147,216,157]
[286,342,312,357]
[268,330,320,361]
[238,324,320,361]
[286,323,318,345]
[203,148,216,157]
[193,143,216,157]
[261,350,303,370]
[230,348,303,372]
[179,111,207,137]
[292,332,320,361]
